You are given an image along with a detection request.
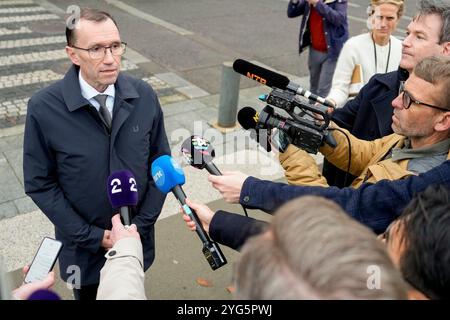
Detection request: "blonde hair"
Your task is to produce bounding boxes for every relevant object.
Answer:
[370,0,405,18]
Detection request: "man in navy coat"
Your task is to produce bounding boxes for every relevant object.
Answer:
[182,160,450,251]
[23,8,170,300]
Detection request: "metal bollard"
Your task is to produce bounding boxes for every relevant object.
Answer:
[217,61,240,128]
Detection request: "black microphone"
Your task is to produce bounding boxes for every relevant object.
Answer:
[237,107,271,152]
[107,170,138,226]
[233,59,335,108]
[181,136,222,175]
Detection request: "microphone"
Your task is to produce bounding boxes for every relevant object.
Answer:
[233,59,335,108]
[237,106,272,152]
[27,289,61,300]
[181,136,221,175]
[107,170,138,226]
[151,155,227,270]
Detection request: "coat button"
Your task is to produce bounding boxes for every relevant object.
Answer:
[108,250,116,257]
[243,196,250,203]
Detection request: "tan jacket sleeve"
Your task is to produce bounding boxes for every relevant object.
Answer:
[319,126,394,177]
[278,144,329,186]
[97,238,147,300]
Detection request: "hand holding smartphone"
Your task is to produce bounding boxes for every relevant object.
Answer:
[24,237,63,284]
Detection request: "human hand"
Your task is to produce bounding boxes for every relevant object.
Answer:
[12,265,55,300]
[109,214,140,246]
[101,230,113,249]
[181,198,215,234]
[307,0,319,6]
[208,171,249,204]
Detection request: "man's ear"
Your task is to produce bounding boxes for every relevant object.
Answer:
[434,111,450,132]
[65,46,80,66]
[442,41,450,56]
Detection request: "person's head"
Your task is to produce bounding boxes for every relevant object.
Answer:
[401,0,450,72]
[391,55,450,147]
[65,8,125,92]
[234,196,408,299]
[369,0,404,43]
[381,185,450,300]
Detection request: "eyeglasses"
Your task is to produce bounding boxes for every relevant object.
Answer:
[399,82,449,112]
[70,42,127,60]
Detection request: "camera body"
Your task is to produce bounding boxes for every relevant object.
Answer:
[255,88,334,154]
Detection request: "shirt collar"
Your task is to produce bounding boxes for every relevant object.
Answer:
[391,138,450,161]
[78,70,115,101]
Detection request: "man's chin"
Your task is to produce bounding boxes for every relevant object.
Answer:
[400,56,415,71]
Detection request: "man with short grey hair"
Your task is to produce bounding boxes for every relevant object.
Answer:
[235,196,408,299]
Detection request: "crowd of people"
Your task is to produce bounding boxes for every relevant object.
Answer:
[1,0,450,300]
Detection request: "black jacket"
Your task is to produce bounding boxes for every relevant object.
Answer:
[23,65,170,285]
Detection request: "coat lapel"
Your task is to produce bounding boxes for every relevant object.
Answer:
[370,91,395,137]
[110,73,140,146]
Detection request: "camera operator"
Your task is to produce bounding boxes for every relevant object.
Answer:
[278,55,450,187]
[208,55,450,234]
[324,0,450,187]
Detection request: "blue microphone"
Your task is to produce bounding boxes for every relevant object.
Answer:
[151,155,227,270]
[107,170,138,226]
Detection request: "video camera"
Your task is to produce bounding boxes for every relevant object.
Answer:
[233,59,336,154]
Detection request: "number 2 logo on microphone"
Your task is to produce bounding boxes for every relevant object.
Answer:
[110,177,137,194]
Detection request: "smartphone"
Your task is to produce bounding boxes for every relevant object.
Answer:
[24,237,63,284]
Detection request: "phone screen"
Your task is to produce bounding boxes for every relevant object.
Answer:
[24,237,63,284]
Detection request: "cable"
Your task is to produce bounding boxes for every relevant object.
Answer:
[328,128,352,187]
[242,205,249,217]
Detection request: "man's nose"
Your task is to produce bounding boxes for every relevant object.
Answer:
[103,48,115,63]
[392,93,403,109]
[402,34,412,47]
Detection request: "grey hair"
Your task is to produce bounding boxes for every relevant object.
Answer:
[234,196,408,300]
[417,0,450,43]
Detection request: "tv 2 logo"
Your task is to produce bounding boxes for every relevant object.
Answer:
[110,178,137,194]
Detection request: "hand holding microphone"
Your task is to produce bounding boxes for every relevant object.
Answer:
[107,170,138,226]
[110,214,140,247]
[151,155,227,270]
[181,136,250,214]
[182,198,214,234]
[208,171,248,204]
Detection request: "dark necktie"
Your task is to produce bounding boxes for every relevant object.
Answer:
[93,94,112,130]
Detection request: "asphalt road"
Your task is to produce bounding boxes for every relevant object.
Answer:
[47,0,417,94]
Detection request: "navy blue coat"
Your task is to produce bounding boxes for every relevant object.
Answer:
[332,68,409,140]
[210,161,450,249]
[23,65,170,285]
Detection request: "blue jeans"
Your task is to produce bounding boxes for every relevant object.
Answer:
[308,48,337,97]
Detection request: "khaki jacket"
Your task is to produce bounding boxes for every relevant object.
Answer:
[97,238,147,300]
[279,127,450,187]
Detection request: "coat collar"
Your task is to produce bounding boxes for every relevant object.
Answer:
[370,68,409,137]
[62,64,139,112]
[374,67,409,88]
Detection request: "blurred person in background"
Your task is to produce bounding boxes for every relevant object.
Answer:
[287,0,349,97]
[327,0,404,108]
